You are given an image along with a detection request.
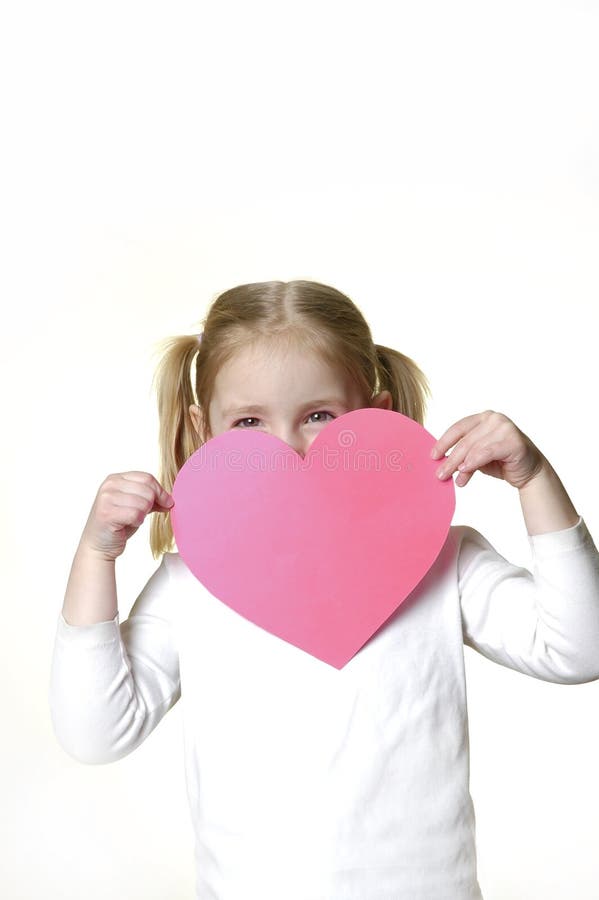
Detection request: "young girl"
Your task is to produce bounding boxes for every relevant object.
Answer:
[49,279,599,900]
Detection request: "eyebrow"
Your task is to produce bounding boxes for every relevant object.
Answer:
[222,399,348,418]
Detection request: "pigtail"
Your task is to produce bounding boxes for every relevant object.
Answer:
[374,344,432,426]
[149,334,201,558]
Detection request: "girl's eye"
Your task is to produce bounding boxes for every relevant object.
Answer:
[307,411,334,424]
[232,411,335,428]
[233,417,259,428]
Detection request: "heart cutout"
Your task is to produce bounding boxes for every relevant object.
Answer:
[170,407,455,668]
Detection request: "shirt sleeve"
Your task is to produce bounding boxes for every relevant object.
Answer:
[458,516,599,684]
[48,553,181,764]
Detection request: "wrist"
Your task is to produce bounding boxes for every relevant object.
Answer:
[77,538,118,566]
[517,457,580,535]
[518,456,553,493]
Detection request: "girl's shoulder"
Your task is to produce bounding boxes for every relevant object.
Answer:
[161,550,186,570]
[158,550,197,584]
[448,522,490,550]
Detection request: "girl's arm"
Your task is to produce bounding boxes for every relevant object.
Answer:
[457,516,599,684]
[49,553,181,764]
[49,472,179,764]
[62,539,118,625]
[433,409,599,683]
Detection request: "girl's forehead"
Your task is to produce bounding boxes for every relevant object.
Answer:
[218,341,338,379]
[212,343,360,405]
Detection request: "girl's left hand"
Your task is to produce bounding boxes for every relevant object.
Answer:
[431,410,546,490]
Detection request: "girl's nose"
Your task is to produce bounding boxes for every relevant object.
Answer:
[277,430,308,459]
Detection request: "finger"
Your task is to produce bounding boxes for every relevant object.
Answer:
[430,413,488,459]
[110,494,153,514]
[455,470,473,487]
[436,441,477,479]
[118,473,173,506]
[151,492,175,512]
[457,439,509,472]
[112,482,157,506]
[120,472,167,492]
[109,493,173,517]
[434,417,503,475]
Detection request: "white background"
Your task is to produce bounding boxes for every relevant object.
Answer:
[1,1,598,897]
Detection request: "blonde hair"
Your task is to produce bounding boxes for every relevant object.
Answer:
[149,279,432,559]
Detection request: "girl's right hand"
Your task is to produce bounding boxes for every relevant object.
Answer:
[80,472,175,561]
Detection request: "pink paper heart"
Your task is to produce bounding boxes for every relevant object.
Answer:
[170,408,455,668]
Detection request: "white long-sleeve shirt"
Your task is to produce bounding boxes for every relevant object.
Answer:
[49,516,599,900]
